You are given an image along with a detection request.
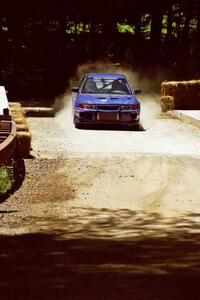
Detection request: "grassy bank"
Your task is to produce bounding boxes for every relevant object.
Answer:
[0,167,12,194]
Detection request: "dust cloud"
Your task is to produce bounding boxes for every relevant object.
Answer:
[54,61,161,130]
[53,92,73,131]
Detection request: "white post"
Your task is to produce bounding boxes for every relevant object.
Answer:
[0,86,9,115]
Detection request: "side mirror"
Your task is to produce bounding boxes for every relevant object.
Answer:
[134,88,142,94]
[72,87,79,93]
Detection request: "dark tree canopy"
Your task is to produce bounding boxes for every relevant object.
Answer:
[0,0,200,96]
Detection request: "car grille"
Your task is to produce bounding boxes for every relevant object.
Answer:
[96,105,120,111]
[97,113,119,121]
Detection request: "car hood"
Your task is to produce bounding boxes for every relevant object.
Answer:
[76,93,139,105]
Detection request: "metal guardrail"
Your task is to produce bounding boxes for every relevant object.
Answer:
[0,120,17,164]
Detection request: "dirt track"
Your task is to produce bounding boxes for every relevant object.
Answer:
[29,101,200,158]
[1,102,200,299]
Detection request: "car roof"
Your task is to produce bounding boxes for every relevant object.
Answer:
[85,73,127,79]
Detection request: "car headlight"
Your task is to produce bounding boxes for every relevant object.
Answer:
[77,103,95,109]
[121,104,140,110]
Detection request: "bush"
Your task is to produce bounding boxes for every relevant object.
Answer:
[0,167,12,194]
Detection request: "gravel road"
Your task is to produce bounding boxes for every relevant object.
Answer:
[29,100,200,158]
[1,100,200,299]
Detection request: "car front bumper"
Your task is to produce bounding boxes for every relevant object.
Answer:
[74,109,140,125]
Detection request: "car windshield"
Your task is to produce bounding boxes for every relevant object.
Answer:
[81,78,131,95]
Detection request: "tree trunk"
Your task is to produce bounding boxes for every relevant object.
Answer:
[59,15,66,36]
[135,11,141,36]
[150,9,163,51]
[7,15,25,43]
[167,3,173,38]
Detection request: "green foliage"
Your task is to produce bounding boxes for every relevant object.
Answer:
[66,22,90,34]
[117,23,135,34]
[189,17,198,34]
[162,15,168,36]
[0,167,12,194]
[141,14,151,39]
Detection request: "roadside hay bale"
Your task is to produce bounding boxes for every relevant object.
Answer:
[10,107,27,124]
[161,79,200,109]
[9,102,21,114]
[11,109,25,117]
[160,96,174,112]
[10,106,25,116]
[16,131,32,158]
[176,81,188,95]
[9,102,21,109]
[16,123,29,132]
[9,102,32,157]
[11,111,26,121]
[10,104,26,126]
[187,80,200,97]
[12,116,27,125]
[161,82,177,97]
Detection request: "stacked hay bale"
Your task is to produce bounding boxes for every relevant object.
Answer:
[161,80,200,112]
[9,102,31,158]
[160,95,174,112]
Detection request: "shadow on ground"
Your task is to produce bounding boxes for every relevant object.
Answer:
[25,108,55,118]
[76,123,145,131]
[1,208,200,299]
[18,98,55,108]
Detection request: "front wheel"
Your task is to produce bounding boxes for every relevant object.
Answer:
[132,124,143,131]
[75,123,82,129]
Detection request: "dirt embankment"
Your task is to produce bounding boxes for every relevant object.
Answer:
[0,154,200,236]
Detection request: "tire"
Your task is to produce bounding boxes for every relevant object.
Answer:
[75,123,82,129]
[132,124,142,131]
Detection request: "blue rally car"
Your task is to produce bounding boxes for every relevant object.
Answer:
[72,73,141,129]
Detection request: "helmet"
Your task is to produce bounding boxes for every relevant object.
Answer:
[85,79,97,92]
